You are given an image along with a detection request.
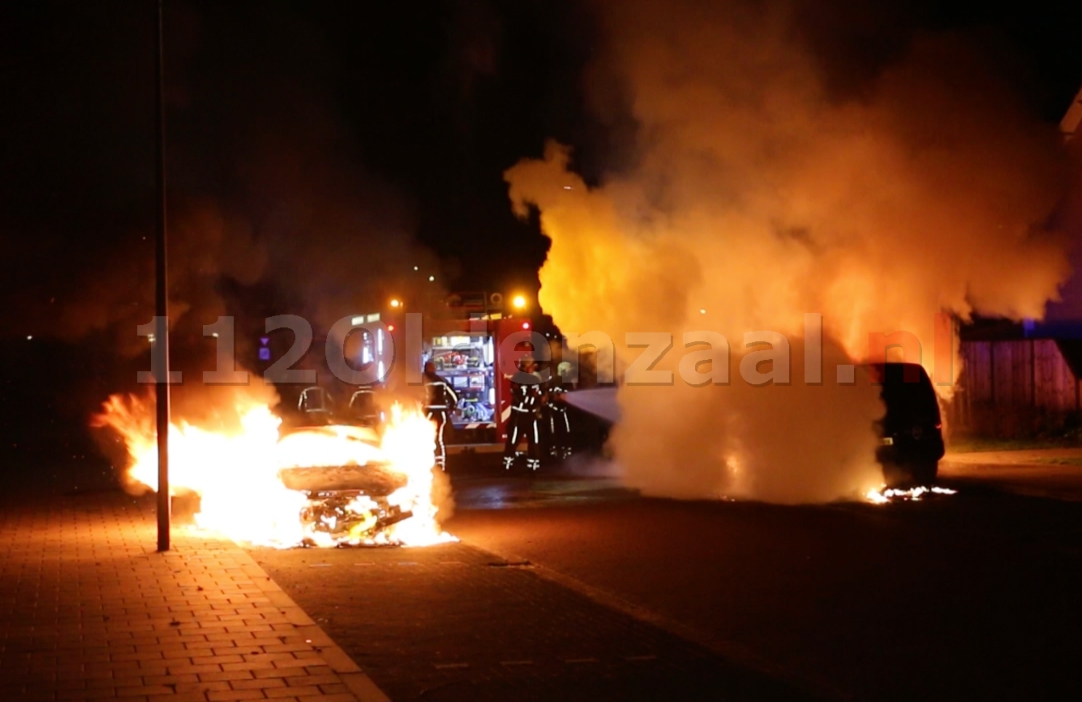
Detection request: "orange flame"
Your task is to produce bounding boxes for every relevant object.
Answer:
[865,485,957,504]
[92,393,456,548]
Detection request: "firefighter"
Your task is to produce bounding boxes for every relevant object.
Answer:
[423,360,458,470]
[298,386,334,425]
[545,364,573,460]
[348,384,380,427]
[503,355,543,470]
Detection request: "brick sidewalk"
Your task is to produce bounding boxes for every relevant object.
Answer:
[0,491,389,702]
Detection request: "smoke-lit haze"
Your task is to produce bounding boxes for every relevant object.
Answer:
[505,0,1074,502]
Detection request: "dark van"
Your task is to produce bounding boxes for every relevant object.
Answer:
[872,362,945,487]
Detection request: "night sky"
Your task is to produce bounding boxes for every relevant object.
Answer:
[3,0,1082,452]
[4,2,1082,316]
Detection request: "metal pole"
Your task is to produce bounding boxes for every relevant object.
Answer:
[154,0,171,552]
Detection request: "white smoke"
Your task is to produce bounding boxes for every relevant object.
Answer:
[504,0,1072,502]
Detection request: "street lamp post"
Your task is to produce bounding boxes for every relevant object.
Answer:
[154,0,171,552]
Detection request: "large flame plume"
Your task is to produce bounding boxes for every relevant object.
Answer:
[91,393,455,548]
[504,0,1072,503]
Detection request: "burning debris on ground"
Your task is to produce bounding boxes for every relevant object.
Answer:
[865,485,959,504]
[298,492,413,547]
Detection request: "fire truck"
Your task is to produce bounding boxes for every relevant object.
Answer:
[353,291,540,449]
[256,290,544,448]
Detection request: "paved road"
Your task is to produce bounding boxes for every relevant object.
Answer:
[941,448,1082,501]
[253,458,1082,701]
[250,541,815,702]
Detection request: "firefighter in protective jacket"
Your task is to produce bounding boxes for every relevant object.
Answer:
[348,384,380,427]
[503,355,543,470]
[545,365,572,460]
[423,361,458,469]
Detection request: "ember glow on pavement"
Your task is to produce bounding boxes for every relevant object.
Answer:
[865,485,958,504]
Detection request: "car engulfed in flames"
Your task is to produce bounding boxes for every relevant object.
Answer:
[277,424,416,546]
[92,394,455,548]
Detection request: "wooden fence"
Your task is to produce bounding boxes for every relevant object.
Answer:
[953,339,1082,434]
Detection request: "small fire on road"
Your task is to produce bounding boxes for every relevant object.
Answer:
[865,485,958,504]
[92,394,456,548]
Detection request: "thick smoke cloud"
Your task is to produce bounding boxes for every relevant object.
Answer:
[505,0,1073,502]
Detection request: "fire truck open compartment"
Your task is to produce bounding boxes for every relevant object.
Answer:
[334,292,533,448]
[425,331,497,429]
[417,314,529,446]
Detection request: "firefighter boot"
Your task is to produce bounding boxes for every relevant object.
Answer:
[503,455,514,470]
[527,458,540,471]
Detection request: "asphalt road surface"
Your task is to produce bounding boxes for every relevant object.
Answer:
[941,449,1082,501]
[251,456,1082,701]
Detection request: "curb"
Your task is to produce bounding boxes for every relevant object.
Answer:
[236,552,392,702]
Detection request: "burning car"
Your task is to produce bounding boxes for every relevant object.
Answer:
[873,362,945,488]
[93,391,454,548]
[276,423,413,545]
